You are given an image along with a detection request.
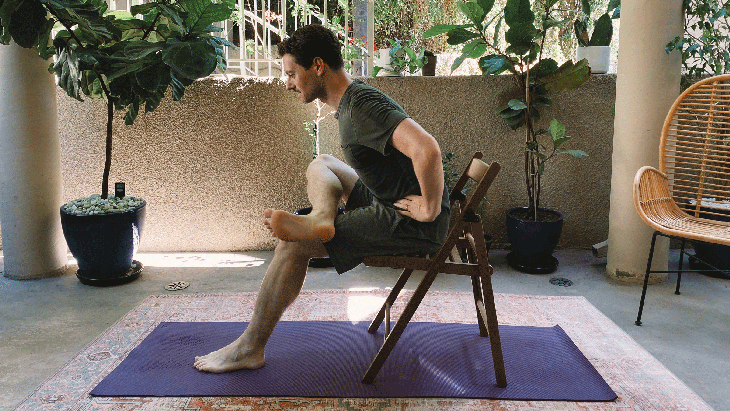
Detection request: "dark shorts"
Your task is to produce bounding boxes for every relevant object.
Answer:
[323,180,449,274]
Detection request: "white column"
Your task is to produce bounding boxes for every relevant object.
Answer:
[0,43,68,280]
[607,0,684,283]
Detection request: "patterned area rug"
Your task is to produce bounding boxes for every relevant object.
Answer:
[16,290,712,410]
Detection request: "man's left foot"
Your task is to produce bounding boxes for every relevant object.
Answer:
[194,341,265,373]
[264,208,335,242]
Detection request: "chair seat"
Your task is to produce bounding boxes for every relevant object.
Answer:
[635,167,730,247]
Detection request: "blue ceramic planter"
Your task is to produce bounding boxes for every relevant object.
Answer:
[60,201,146,286]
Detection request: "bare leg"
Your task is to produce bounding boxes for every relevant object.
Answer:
[194,240,327,373]
[265,154,359,242]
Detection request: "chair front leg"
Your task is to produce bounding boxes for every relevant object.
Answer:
[636,231,659,326]
[368,268,413,334]
[480,271,507,388]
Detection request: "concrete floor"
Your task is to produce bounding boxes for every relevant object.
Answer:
[1,249,729,411]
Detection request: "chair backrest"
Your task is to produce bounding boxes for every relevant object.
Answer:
[660,75,730,219]
[449,152,501,218]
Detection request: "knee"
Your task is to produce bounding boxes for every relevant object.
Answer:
[308,154,335,172]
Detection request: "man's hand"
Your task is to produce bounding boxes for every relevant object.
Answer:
[394,195,439,222]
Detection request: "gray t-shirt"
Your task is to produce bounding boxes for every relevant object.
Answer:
[335,80,449,241]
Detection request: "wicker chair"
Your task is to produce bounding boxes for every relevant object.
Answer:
[633,74,730,326]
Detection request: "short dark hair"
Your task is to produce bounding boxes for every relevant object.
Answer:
[277,24,344,70]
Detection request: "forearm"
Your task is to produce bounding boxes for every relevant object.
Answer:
[412,147,444,221]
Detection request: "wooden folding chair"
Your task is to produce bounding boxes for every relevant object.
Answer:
[360,152,507,387]
[633,74,730,326]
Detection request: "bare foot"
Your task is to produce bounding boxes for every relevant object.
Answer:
[194,341,265,373]
[263,208,335,242]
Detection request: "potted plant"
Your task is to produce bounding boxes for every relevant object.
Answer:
[0,0,235,285]
[422,50,437,76]
[574,0,620,74]
[373,39,426,76]
[426,0,590,273]
[665,0,730,90]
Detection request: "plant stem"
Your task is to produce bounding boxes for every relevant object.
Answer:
[142,11,163,41]
[96,74,114,199]
[44,6,84,47]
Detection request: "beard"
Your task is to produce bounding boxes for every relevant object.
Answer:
[300,76,326,104]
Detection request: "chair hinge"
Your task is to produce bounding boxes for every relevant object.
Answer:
[463,209,480,222]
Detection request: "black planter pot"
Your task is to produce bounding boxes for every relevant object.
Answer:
[689,203,730,277]
[294,207,344,268]
[506,206,563,274]
[60,201,146,286]
[422,51,436,76]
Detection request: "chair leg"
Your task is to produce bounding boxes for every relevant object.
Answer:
[471,275,488,337]
[675,239,686,295]
[480,272,507,388]
[362,268,439,384]
[368,268,413,334]
[636,231,659,326]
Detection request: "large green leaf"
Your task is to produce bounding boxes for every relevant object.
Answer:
[135,61,165,91]
[124,41,163,59]
[508,99,527,110]
[477,0,495,17]
[37,16,55,59]
[451,39,486,72]
[424,24,472,38]
[563,149,588,158]
[505,23,536,55]
[158,3,185,30]
[458,1,485,27]
[169,71,193,101]
[46,0,120,45]
[8,0,47,48]
[504,0,534,27]
[480,54,513,75]
[162,38,217,79]
[179,0,233,34]
[446,27,479,45]
[53,46,82,100]
[80,70,105,98]
[537,59,591,92]
[548,118,565,141]
[0,0,22,44]
[124,98,139,125]
[529,58,558,79]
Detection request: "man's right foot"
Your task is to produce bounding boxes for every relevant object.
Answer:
[264,209,335,242]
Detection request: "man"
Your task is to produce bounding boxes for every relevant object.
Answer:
[194,24,449,373]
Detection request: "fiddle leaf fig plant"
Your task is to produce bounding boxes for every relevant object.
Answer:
[425,0,590,221]
[0,0,236,205]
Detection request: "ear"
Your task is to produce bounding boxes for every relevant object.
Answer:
[313,57,326,76]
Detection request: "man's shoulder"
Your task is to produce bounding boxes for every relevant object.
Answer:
[348,80,404,113]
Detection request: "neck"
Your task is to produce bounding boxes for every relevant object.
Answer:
[320,68,352,109]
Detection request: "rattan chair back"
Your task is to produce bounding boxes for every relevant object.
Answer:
[660,74,730,220]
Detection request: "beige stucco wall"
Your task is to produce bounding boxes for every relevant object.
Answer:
[0,74,615,252]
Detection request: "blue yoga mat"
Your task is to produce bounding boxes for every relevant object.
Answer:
[90,321,616,401]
